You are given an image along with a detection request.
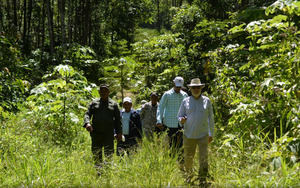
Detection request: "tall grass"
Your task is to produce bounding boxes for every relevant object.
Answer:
[0,114,299,187]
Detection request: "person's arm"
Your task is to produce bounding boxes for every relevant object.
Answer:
[83,102,94,132]
[208,99,215,143]
[140,104,147,121]
[177,99,187,125]
[113,103,122,141]
[134,112,143,138]
[156,93,167,124]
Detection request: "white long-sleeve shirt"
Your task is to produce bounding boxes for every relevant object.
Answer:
[177,95,214,139]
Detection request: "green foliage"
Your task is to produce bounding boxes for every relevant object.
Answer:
[1,1,300,186]
[172,5,203,38]
[0,34,29,112]
[1,115,299,187]
[211,131,300,187]
[100,56,136,101]
[55,44,102,84]
[208,1,300,141]
[266,0,300,17]
[24,65,97,145]
[132,33,189,101]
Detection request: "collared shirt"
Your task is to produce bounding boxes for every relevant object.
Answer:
[140,102,159,130]
[122,111,131,135]
[177,95,214,139]
[120,109,142,139]
[157,88,188,128]
[84,98,122,135]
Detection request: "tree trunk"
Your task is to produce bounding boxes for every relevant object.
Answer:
[26,0,32,53]
[13,0,17,33]
[67,0,73,43]
[59,0,66,44]
[157,0,161,32]
[22,0,27,41]
[0,1,3,32]
[45,0,54,56]
[85,0,91,45]
[88,2,92,46]
[74,0,80,43]
[40,0,46,68]
[6,0,11,27]
[22,0,28,54]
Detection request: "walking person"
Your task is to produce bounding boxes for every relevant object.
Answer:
[156,76,188,154]
[140,92,159,139]
[118,97,142,155]
[83,84,122,171]
[177,78,215,185]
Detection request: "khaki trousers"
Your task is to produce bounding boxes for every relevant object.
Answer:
[183,135,208,178]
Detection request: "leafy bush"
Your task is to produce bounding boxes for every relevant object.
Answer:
[23,65,99,145]
[132,33,189,101]
[0,34,29,113]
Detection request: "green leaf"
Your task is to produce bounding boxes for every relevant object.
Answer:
[69,112,79,123]
[54,65,75,77]
[228,23,246,34]
[261,78,274,89]
[91,87,100,98]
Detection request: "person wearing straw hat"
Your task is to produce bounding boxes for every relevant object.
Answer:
[177,78,215,184]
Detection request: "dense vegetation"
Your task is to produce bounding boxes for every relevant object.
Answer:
[1,0,299,187]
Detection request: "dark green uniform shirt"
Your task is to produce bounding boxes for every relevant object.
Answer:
[84,98,122,137]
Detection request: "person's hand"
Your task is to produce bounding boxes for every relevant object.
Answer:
[116,133,123,141]
[180,116,187,124]
[208,136,213,144]
[156,123,164,130]
[86,124,93,132]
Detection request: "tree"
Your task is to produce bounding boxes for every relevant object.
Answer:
[45,0,54,56]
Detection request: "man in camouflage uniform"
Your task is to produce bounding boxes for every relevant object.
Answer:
[83,84,122,166]
[140,92,159,139]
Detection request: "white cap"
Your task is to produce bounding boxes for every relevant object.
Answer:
[173,76,184,87]
[123,97,132,103]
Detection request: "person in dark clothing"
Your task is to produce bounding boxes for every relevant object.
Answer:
[118,97,142,154]
[83,84,122,167]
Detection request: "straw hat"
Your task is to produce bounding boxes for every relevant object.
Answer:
[187,78,205,87]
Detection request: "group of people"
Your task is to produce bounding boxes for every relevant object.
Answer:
[83,76,215,184]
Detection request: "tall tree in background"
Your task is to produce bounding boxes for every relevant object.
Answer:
[156,0,161,31]
[45,0,54,56]
[58,0,66,44]
[0,1,3,32]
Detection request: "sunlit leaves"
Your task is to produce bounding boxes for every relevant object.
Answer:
[266,0,300,16]
[209,0,299,142]
[228,23,246,34]
[54,65,75,77]
[25,65,96,145]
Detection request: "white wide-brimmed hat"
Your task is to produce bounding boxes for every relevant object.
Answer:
[187,78,205,87]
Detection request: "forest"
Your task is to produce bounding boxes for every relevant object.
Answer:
[0,0,299,187]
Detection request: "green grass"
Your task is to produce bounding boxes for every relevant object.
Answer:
[0,114,299,187]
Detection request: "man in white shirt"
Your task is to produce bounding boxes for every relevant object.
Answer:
[177,78,215,184]
[156,76,188,154]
